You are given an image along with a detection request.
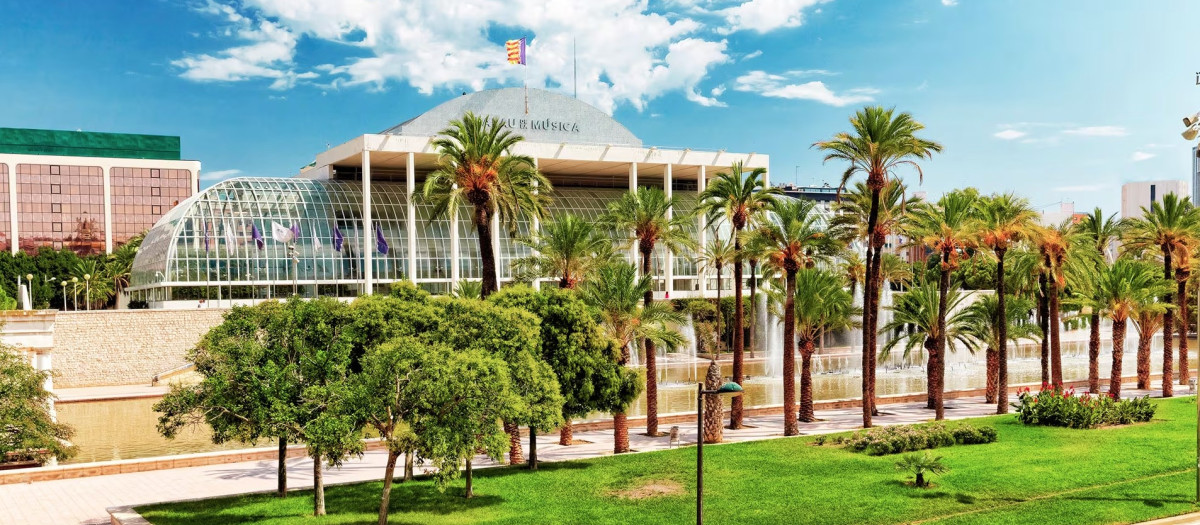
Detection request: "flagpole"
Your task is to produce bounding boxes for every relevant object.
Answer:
[573,37,577,99]
[524,36,529,114]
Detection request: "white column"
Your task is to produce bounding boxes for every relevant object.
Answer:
[697,165,707,294]
[450,184,460,286]
[406,152,417,283]
[190,169,199,195]
[102,165,113,254]
[664,164,673,297]
[628,162,638,265]
[531,159,541,291]
[491,209,500,286]
[362,148,373,295]
[5,161,16,255]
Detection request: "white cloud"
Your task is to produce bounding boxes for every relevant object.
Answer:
[742,50,763,60]
[942,0,958,5]
[177,0,733,113]
[200,169,242,181]
[1062,125,1128,137]
[993,129,1026,140]
[733,70,876,106]
[1131,151,1156,162]
[716,0,829,34]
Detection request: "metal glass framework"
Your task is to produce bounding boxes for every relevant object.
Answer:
[129,178,720,301]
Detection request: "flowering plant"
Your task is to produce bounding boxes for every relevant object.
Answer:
[1013,385,1155,429]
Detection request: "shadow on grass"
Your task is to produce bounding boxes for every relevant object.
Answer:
[1055,494,1194,507]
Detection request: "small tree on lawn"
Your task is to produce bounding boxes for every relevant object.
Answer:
[896,451,947,488]
[0,340,75,464]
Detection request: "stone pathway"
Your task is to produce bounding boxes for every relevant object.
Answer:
[0,382,1183,525]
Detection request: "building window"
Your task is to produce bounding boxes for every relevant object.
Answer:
[51,203,61,213]
[52,241,62,250]
[151,205,161,215]
[50,165,60,175]
[151,187,161,196]
[50,184,60,194]
[151,169,160,178]
[52,222,62,232]
[1151,184,1157,203]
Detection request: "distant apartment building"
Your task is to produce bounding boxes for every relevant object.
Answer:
[1120,180,1189,219]
[0,128,201,255]
[1039,202,1086,226]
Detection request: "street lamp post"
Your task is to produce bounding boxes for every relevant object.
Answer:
[696,381,743,525]
[1180,111,1200,501]
[83,273,91,311]
[71,277,79,311]
[59,280,67,311]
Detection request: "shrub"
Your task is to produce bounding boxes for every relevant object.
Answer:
[843,423,997,456]
[1013,385,1156,429]
[895,451,947,488]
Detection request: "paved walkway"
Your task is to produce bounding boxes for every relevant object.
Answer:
[0,382,1183,525]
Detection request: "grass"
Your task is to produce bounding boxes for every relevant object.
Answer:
[138,397,1200,525]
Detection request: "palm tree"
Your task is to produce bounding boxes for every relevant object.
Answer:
[902,191,975,420]
[880,281,978,419]
[1132,304,1170,390]
[784,268,858,424]
[451,279,483,299]
[971,193,1037,413]
[1124,193,1199,397]
[513,213,614,289]
[840,250,866,298]
[961,293,1041,402]
[580,262,685,453]
[423,111,552,298]
[600,187,694,436]
[753,198,838,434]
[1073,208,1125,392]
[815,107,942,427]
[742,230,772,359]
[698,161,780,429]
[698,236,737,356]
[1084,259,1172,397]
[1032,220,1082,386]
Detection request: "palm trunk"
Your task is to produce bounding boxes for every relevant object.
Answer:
[613,413,629,453]
[861,189,879,428]
[378,451,400,525]
[1049,278,1063,386]
[1177,277,1189,388]
[703,360,724,443]
[476,208,498,298]
[528,428,537,470]
[641,248,660,436]
[925,336,938,410]
[748,259,758,358]
[799,339,815,423]
[504,421,523,465]
[934,253,950,421]
[985,347,998,404]
[1137,327,1152,390]
[782,269,798,435]
[995,248,1008,411]
[868,233,884,418]
[559,421,573,445]
[1163,248,1175,393]
[464,458,474,499]
[1088,313,1101,393]
[1038,272,1050,387]
[313,454,325,516]
[731,233,745,430]
[277,437,287,498]
[1111,319,1127,398]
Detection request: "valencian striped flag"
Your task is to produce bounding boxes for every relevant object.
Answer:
[506,37,526,65]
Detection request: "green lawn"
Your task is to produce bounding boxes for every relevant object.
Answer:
[138,397,1200,525]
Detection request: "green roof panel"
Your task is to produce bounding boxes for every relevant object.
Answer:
[0,128,181,160]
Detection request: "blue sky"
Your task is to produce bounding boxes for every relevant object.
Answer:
[2,0,1198,215]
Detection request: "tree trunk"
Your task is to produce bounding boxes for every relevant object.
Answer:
[985,347,998,404]
[926,336,938,410]
[464,458,473,499]
[782,270,798,435]
[476,208,498,298]
[277,437,287,498]
[613,412,629,453]
[1037,272,1049,388]
[868,230,884,418]
[1111,320,1126,398]
[1163,248,1175,393]
[1049,278,1063,386]
[934,254,950,421]
[703,360,724,443]
[995,248,1007,411]
[528,428,537,470]
[404,448,414,481]
[916,472,926,488]
[1178,278,1189,388]
[731,233,745,430]
[1088,313,1101,393]
[1137,329,1152,390]
[748,260,758,358]
[799,341,815,423]
[861,222,877,427]
[313,454,325,516]
[378,451,400,525]
[559,421,573,445]
[641,248,660,436]
[504,421,523,465]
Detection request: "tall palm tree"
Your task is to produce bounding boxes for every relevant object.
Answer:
[971,193,1037,413]
[815,107,942,427]
[1073,208,1125,392]
[423,112,551,298]
[600,187,694,437]
[698,161,780,429]
[1083,259,1172,397]
[1124,193,1200,396]
[752,198,838,435]
[698,236,737,356]
[742,230,772,359]
[513,213,614,289]
[783,268,859,424]
[580,262,684,453]
[880,281,978,420]
[961,293,1041,402]
[902,191,975,420]
[1031,220,1082,386]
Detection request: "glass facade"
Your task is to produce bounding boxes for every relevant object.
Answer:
[129,178,718,300]
[0,163,8,252]
[17,163,105,254]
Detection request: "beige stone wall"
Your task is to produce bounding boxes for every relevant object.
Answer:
[52,309,228,388]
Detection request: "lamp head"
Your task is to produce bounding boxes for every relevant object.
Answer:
[84,273,91,280]
[1184,126,1199,141]
[714,382,744,396]
[25,274,32,281]
[1185,112,1200,127]
[72,277,78,283]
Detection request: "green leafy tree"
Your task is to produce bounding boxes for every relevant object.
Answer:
[422,112,552,298]
[0,339,75,464]
[815,107,943,428]
[698,161,780,429]
[1073,208,1125,392]
[513,213,615,289]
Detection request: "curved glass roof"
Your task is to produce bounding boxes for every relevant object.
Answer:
[129,177,715,296]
